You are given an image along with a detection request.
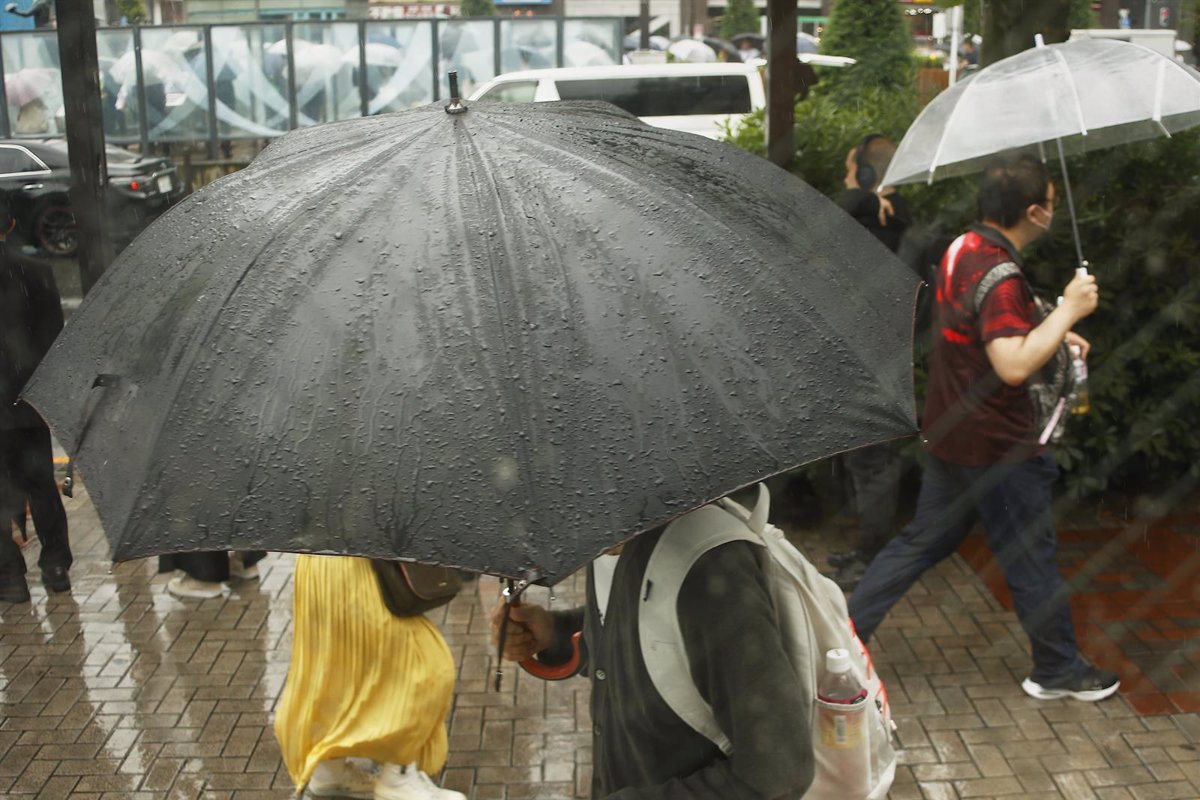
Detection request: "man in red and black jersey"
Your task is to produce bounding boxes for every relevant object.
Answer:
[849,154,1120,702]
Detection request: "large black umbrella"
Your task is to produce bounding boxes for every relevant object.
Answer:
[25,98,918,585]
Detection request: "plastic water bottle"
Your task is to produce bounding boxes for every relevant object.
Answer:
[815,648,870,795]
[1070,344,1090,415]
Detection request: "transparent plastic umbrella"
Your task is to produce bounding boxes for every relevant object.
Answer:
[4,67,58,107]
[881,38,1200,270]
[667,38,716,63]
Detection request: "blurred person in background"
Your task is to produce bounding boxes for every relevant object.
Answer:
[0,195,70,603]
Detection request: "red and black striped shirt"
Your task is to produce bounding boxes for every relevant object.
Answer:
[922,227,1041,465]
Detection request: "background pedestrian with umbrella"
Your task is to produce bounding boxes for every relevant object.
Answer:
[880,37,1200,273]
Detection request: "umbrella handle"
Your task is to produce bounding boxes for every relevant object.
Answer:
[520,632,583,681]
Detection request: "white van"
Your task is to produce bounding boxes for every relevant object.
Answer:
[466,62,767,139]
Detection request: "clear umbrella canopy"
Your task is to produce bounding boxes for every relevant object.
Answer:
[667,39,717,63]
[882,39,1200,187]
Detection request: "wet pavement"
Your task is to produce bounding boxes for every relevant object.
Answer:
[2,481,1200,799]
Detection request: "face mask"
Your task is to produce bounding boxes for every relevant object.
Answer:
[1029,205,1053,232]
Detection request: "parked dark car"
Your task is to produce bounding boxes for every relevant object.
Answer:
[0,139,184,257]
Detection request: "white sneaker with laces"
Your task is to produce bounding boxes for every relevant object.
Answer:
[374,763,465,800]
[166,575,225,600]
[228,553,260,580]
[308,759,375,799]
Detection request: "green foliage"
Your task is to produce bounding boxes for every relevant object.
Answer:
[720,0,761,40]
[724,90,1200,498]
[1024,133,1200,497]
[459,0,496,16]
[1068,0,1097,29]
[818,0,915,105]
[116,0,146,23]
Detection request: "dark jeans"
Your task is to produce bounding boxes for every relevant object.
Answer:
[848,452,1082,682]
[0,424,71,578]
[158,551,267,583]
[842,442,902,558]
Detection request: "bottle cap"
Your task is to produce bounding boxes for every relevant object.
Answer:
[825,648,851,674]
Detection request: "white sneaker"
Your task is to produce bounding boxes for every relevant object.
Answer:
[375,763,465,800]
[308,759,375,799]
[228,553,260,580]
[166,575,225,600]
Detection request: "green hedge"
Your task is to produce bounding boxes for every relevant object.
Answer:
[723,94,1200,498]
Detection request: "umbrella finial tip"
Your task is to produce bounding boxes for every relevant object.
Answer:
[444,70,468,115]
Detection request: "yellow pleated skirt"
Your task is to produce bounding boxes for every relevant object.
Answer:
[274,555,455,790]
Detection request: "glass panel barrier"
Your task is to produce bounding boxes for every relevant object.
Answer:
[562,19,621,68]
[363,21,433,114]
[209,23,291,140]
[499,19,556,74]
[292,22,361,125]
[139,26,210,143]
[438,20,495,100]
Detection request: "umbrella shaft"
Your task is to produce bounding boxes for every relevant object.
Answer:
[1053,137,1087,270]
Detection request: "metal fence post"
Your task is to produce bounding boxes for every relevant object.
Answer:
[493,18,501,78]
[133,25,150,153]
[286,22,298,129]
[0,34,10,139]
[556,17,565,67]
[203,25,219,159]
[431,20,441,101]
[359,20,369,118]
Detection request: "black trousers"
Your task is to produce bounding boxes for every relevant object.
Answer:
[0,424,71,577]
[158,550,267,583]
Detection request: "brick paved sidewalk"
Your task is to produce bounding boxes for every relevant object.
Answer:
[2,485,1199,799]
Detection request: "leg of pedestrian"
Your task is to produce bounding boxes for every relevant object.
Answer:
[973,452,1119,702]
[0,445,31,603]
[849,455,979,642]
[18,425,71,592]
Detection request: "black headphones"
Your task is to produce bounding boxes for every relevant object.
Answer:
[855,133,882,191]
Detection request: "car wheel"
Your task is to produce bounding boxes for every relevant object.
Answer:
[33,202,78,257]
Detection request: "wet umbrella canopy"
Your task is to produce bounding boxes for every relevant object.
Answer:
[25,100,918,584]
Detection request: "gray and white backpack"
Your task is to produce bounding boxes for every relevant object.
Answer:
[639,484,897,800]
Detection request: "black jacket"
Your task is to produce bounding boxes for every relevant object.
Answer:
[0,249,63,429]
[540,530,815,800]
[837,187,913,256]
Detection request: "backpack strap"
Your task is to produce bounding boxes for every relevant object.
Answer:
[970,261,1023,316]
[639,488,769,757]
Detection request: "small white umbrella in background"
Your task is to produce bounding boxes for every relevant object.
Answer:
[881,37,1200,272]
[265,39,345,84]
[564,40,617,68]
[107,48,185,87]
[667,38,717,63]
[4,67,58,107]
[349,41,405,70]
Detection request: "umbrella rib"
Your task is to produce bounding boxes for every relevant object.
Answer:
[926,72,981,185]
[1153,59,1171,137]
[1051,48,1088,138]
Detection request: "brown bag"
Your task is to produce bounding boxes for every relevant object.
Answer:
[369,559,462,617]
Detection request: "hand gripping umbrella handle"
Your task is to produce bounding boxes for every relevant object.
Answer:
[520,632,583,681]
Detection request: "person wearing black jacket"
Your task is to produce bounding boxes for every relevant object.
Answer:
[0,204,70,603]
[828,135,912,590]
[490,523,814,799]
